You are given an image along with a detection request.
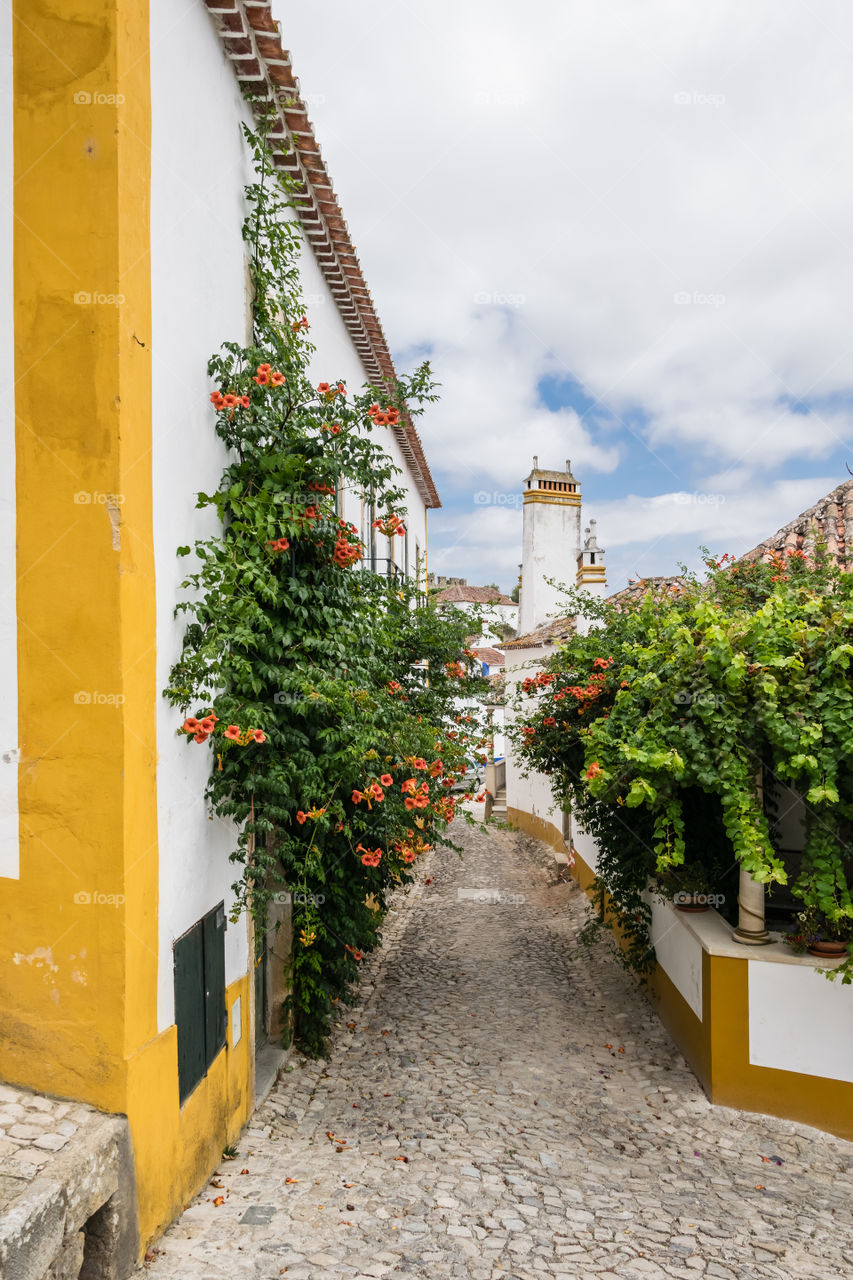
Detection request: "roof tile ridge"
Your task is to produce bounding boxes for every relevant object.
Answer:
[202,0,440,508]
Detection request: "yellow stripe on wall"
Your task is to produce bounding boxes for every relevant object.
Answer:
[5,2,255,1247]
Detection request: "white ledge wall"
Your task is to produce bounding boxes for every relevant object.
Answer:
[748,960,853,1083]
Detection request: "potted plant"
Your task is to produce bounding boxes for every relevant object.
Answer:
[654,864,716,913]
[786,905,853,958]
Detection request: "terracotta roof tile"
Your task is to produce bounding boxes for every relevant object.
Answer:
[202,0,440,509]
[434,585,516,606]
[606,575,688,606]
[742,477,853,567]
[472,647,506,667]
[503,616,576,650]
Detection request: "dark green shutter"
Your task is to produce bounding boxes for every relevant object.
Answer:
[203,902,226,1063]
[173,901,227,1106]
[174,922,205,1103]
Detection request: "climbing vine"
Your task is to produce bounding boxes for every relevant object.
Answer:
[166,119,490,1053]
[511,550,853,979]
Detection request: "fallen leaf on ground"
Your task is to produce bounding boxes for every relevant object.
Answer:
[240,1168,249,1175]
[395,1155,409,1163]
[213,1196,225,1206]
[285,1177,299,1184]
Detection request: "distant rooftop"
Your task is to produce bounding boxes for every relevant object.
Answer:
[434,584,516,607]
[502,615,576,650]
[606,575,688,607]
[472,647,506,667]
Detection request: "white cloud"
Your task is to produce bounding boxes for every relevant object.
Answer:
[275,0,853,585]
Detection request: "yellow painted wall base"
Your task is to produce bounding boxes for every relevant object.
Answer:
[7,0,258,1253]
[128,975,253,1245]
[506,806,571,860]
[512,805,853,1146]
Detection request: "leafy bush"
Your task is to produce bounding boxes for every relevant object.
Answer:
[166,120,489,1052]
[511,550,853,980]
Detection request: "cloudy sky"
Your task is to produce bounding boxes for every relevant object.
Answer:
[277,0,853,594]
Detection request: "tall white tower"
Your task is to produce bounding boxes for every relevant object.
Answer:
[576,520,607,600]
[517,458,582,634]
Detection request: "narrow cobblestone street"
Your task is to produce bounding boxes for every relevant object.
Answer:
[147,820,853,1279]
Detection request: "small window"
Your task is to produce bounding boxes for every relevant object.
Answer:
[173,902,226,1104]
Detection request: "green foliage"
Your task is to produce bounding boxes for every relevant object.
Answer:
[511,551,853,979]
[165,120,489,1053]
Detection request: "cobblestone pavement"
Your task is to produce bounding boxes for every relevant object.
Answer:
[148,819,853,1279]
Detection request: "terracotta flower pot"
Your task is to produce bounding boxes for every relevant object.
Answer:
[807,939,850,958]
[674,895,710,913]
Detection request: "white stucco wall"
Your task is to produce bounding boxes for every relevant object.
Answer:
[504,646,565,834]
[0,3,17,880]
[151,0,256,1030]
[150,0,433,1028]
[571,819,599,873]
[297,243,427,578]
[436,599,517,646]
[748,960,853,1083]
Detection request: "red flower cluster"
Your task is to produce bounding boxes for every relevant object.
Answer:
[393,832,432,864]
[586,762,603,780]
[320,422,342,436]
[308,481,336,494]
[387,681,402,694]
[334,531,363,567]
[445,661,466,679]
[543,716,556,727]
[265,537,290,553]
[592,657,614,669]
[183,713,218,744]
[224,724,266,745]
[254,363,286,387]
[372,512,406,538]
[318,381,346,400]
[296,807,326,824]
[352,780,386,808]
[521,671,556,694]
[368,402,401,428]
[401,778,430,810]
[344,943,364,961]
[432,794,455,822]
[357,844,382,867]
[292,315,309,332]
[210,391,250,411]
[290,505,319,533]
